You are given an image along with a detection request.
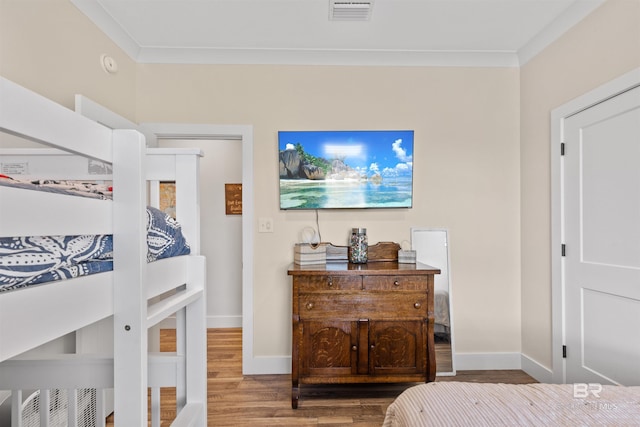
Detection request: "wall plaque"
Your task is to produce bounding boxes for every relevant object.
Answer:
[225,183,242,215]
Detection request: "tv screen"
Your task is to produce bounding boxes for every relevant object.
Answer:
[279,130,414,210]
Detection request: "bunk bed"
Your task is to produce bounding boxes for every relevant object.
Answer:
[0,76,207,426]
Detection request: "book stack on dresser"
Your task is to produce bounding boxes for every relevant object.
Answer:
[325,244,348,262]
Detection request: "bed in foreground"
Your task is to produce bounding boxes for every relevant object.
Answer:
[382,382,640,426]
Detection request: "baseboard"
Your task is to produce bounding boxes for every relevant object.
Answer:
[232,348,548,377]
[454,352,521,370]
[207,315,242,328]
[157,315,242,329]
[243,353,530,377]
[242,355,291,375]
[154,324,553,379]
[521,353,553,383]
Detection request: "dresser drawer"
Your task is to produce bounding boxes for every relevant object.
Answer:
[295,275,362,292]
[299,293,428,320]
[363,275,427,291]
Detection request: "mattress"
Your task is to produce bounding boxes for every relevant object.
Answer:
[0,174,112,199]
[382,382,640,427]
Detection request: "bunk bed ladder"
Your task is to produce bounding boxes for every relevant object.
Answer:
[113,135,207,426]
[147,256,207,427]
[148,145,207,427]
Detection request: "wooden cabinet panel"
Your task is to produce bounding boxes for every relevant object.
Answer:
[369,320,426,376]
[302,320,357,376]
[289,261,439,409]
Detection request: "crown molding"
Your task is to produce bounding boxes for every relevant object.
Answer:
[517,0,607,66]
[136,47,520,67]
[72,0,602,68]
[71,0,141,59]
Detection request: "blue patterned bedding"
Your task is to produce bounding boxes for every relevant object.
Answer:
[0,207,191,292]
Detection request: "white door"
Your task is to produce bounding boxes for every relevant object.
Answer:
[563,85,640,385]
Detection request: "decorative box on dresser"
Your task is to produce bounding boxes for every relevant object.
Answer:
[288,260,440,408]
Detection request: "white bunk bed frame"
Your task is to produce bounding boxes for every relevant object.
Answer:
[0,77,207,426]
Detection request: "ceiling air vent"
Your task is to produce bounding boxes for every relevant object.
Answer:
[329,0,374,21]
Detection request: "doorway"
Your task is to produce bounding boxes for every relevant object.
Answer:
[551,68,640,384]
[142,124,259,374]
[158,139,242,328]
[73,98,260,374]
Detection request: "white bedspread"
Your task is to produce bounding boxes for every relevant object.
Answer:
[383,382,640,427]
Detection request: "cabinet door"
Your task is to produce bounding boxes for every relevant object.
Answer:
[301,320,357,377]
[369,320,426,376]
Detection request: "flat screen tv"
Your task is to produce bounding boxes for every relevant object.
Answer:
[279,130,414,210]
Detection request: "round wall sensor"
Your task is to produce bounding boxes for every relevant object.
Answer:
[100,54,118,74]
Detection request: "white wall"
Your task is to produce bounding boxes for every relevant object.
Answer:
[159,139,243,328]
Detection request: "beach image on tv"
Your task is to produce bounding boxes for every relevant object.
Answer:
[279,130,414,209]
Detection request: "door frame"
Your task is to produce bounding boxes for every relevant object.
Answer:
[74,97,274,374]
[550,67,640,383]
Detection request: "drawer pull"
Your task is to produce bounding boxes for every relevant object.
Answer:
[394,280,400,286]
[414,302,422,309]
[327,279,333,287]
[351,345,357,351]
[306,302,314,310]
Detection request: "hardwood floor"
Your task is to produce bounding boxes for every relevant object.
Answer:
[107,328,537,426]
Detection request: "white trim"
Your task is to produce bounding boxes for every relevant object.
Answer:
[71,0,598,68]
[207,316,242,329]
[517,0,606,66]
[136,48,519,68]
[75,95,157,146]
[454,352,521,371]
[70,0,141,59]
[550,67,640,383]
[158,315,242,330]
[244,356,291,375]
[141,123,259,375]
[521,353,553,383]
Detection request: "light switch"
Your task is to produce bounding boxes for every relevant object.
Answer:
[258,217,274,233]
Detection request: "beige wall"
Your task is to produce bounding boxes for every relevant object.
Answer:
[3,0,638,372]
[0,0,137,119]
[137,65,522,356]
[520,0,640,369]
[2,0,522,360]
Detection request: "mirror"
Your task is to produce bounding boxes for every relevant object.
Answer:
[411,228,456,376]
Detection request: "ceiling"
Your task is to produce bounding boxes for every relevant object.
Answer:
[70,0,606,67]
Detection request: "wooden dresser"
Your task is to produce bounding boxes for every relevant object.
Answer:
[288,261,440,408]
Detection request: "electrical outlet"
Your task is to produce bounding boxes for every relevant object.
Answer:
[258,217,274,233]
